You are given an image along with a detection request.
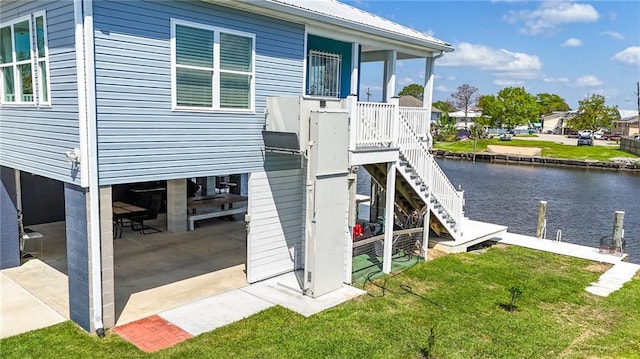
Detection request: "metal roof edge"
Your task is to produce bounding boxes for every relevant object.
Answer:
[211,0,454,53]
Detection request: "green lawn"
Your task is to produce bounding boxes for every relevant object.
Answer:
[2,246,639,358]
[434,138,639,162]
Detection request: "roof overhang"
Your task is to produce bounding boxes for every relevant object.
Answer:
[207,0,454,58]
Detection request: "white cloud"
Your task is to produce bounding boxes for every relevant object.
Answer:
[435,85,450,92]
[543,77,570,83]
[446,76,456,81]
[439,42,542,78]
[611,46,640,66]
[494,79,524,86]
[562,38,582,47]
[504,1,599,35]
[398,77,415,86]
[600,31,624,40]
[423,29,435,37]
[576,75,603,87]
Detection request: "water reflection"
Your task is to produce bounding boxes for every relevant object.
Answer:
[438,159,640,264]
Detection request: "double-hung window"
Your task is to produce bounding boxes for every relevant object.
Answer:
[0,12,50,105]
[172,19,255,111]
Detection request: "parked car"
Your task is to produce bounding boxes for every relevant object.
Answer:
[457,129,470,140]
[577,135,594,146]
[593,130,604,139]
[565,130,579,138]
[499,133,512,141]
[602,132,622,141]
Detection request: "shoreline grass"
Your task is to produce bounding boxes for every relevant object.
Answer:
[2,246,639,358]
[434,138,639,162]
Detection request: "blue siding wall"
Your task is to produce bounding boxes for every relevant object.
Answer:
[306,35,352,98]
[0,167,20,269]
[0,1,81,184]
[65,183,90,331]
[92,0,306,185]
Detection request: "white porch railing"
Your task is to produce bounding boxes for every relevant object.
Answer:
[399,106,431,140]
[353,101,396,147]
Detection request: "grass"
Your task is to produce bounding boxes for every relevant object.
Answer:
[2,246,639,358]
[434,138,639,162]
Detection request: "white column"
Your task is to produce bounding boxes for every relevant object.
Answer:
[14,169,22,211]
[423,56,435,143]
[389,97,400,147]
[421,210,430,259]
[383,50,397,102]
[167,179,187,232]
[350,43,359,96]
[383,161,396,273]
[98,186,115,328]
[346,94,358,151]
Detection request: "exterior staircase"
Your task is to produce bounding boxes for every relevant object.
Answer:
[362,106,465,241]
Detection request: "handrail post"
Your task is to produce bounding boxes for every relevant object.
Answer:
[346,95,358,151]
[389,97,400,147]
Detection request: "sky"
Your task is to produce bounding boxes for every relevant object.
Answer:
[346,0,640,113]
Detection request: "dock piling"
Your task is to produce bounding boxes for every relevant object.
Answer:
[536,201,547,239]
[613,211,625,256]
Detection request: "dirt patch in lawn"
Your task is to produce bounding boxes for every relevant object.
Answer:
[488,145,542,156]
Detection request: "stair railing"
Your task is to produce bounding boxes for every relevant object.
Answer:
[397,107,464,233]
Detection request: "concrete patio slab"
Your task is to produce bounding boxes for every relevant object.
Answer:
[116,264,247,326]
[159,290,274,336]
[240,271,367,317]
[1,259,69,318]
[0,273,65,339]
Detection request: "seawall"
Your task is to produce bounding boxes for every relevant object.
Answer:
[430,149,640,173]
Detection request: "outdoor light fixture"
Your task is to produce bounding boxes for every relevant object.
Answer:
[64,148,81,165]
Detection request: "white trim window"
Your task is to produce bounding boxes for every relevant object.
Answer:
[0,12,50,106]
[34,12,50,105]
[171,19,255,112]
[307,50,341,98]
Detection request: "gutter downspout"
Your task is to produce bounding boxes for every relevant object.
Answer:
[74,0,104,337]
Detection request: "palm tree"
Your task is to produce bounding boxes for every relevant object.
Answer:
[469,123,484,162]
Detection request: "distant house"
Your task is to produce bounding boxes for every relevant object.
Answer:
[448,110,483,129]
[398,95,441,122]
[541,111,575,134]
[614,115,639,136]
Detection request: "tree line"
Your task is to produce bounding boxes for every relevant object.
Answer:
[398,83,619,141]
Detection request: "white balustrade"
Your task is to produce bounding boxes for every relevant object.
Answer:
[354,102,395,147]
[348,100,464,234]
[397,112,464,232]
[399,107,430,140]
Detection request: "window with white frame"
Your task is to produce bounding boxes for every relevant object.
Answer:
[307,50,341,98]
[0,13,50,105]
[172,19,255,111]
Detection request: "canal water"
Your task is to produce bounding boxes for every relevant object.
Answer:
[357,160,640,264]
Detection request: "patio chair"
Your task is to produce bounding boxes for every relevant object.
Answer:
[131,193,162,235]
[18,210,43,258]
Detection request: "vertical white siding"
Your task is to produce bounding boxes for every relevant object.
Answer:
[247,168,304,283]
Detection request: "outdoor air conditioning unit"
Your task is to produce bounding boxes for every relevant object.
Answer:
[263,96,343,154]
